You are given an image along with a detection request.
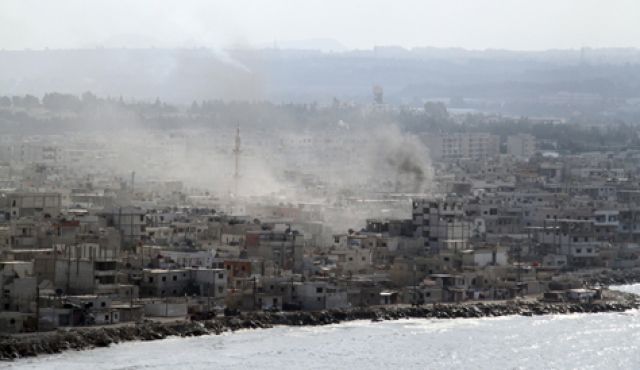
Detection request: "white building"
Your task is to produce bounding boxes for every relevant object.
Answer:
[461,246,508,268]
[424,133,500,160]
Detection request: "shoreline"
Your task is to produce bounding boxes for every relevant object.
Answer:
[1,289,638,361]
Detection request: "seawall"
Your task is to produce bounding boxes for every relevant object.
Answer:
[1,293,638,361]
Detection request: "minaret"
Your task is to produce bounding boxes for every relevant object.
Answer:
[232,124,241,195]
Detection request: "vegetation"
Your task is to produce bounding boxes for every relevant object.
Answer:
[1,92,640,153]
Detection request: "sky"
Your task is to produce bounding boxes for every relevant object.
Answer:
[0,0,639,51]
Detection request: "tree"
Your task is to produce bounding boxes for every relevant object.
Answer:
[42,92,80,111]
[189,100,200,114]
[81,91,98,105]
[12,94,40,109]
[424,101,448,120]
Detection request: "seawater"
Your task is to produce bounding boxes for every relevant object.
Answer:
[5,284,640,370]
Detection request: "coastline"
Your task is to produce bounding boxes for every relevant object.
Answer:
[1,288,638,361]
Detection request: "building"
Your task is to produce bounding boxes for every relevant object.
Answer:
[139,268,227,299]
[34,244,119,295]
[100,207,146,246]
[5,192,61,219]
[507,134,536,159]
[424,133,500,160]
[413,197,472,253]
[245,228,304,273]
[461,246,508,268]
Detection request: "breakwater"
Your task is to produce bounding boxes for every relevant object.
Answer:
[583,268,640,286]
[1,292,638,361]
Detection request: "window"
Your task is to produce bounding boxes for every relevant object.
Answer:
[173,275,177,281]
[218,273,224,279]
[316,287,323,293]
[101,302,106,307]
[148,277,154,283]
[162,276,166,282]
[105,315,109,321]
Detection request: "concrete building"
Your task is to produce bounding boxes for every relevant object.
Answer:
[296,281,349,310]
[34,244,119,295]
[424,133,500,160]
[413,197,472,253]
[507,134,536,159]
[461,246,508,268]
[140,269,190,297]
[5,192,61,219]
[245,228,304,273]
[140,267,227,299]
[101,207,146,247]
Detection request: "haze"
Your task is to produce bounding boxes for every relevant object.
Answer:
[1,0,639,51]
[4,1,640,368]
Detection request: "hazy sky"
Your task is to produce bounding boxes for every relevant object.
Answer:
[1,0,639,51]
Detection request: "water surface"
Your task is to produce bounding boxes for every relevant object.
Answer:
[5,285,640,370]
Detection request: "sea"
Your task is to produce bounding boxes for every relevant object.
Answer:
[4,284,640,370]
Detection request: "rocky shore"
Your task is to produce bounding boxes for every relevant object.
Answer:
[1,290,638,361]
[582,268,640,286]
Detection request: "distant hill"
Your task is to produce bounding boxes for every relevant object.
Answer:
[2,47,640,116]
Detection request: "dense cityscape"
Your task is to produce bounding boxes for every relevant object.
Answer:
[4,1,640,367]
[0,90,639,336]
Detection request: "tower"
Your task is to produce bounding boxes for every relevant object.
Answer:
[232,124,241,195]
[373,85,384,104]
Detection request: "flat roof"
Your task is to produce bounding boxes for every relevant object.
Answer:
[144,269,188,273]
[0,261,32,264]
